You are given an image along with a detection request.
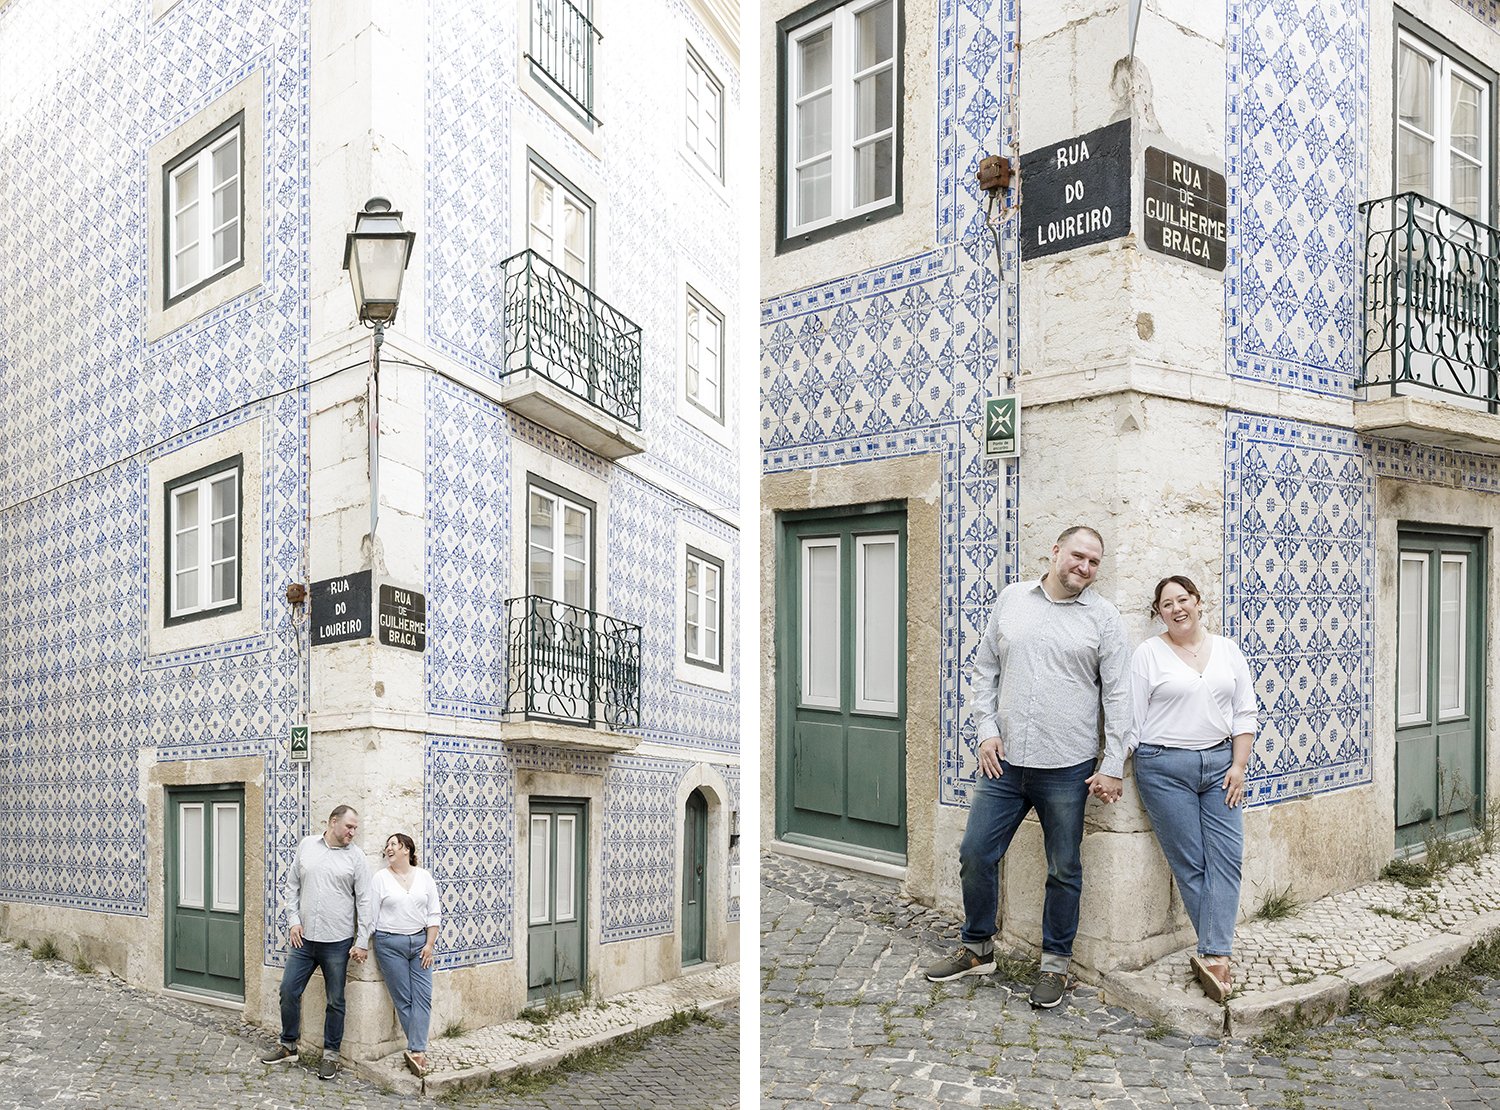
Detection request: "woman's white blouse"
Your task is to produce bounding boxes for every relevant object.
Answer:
[1126,634,1258,752]
[370,867,442,935]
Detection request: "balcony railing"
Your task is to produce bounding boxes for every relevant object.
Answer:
[504,595,641,730]
[1360,192,1500,410]
[527,0,600,122]
[501,249,642,430]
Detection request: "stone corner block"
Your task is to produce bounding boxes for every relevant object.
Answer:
[1386,932,1469,981]
[1225,975,1349,1039]
[1102,968,1226,1039]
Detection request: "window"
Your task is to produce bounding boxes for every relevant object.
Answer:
[1397,29,1491,219]
[165,115,243,303]
[780,0,900,244]
[527,477,594,609]
[685,46,724,179]
[165,456,242,624]
[527,156,594,284]
[685,288,724,422]
[684,547,724,670]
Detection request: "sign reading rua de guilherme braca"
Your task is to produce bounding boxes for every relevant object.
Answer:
[1143,147,1227,270]
[1020,119,1132,260]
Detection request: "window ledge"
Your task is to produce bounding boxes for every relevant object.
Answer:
[1353,392,1500,453]
[501,719,640,753]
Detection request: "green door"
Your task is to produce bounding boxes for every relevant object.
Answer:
[776,506,907,864]
[1395,530,1485,851]
[682,789,707,965]
[527,799,587,1001]
[165,785,245,999]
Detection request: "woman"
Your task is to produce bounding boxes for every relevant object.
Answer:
[1128,575,1256,1002]
[371,832,442,1076]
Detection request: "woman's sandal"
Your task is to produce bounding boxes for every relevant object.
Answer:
[1190,955,1233,1003]
[404,1050,430,1077]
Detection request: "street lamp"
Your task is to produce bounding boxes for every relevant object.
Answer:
[343,197,416,539]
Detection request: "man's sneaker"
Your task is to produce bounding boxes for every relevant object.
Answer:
[1029,971,1068,1009]
[318,1053,340,1081]
[259,1043,297,1065]
[925,945,996,982]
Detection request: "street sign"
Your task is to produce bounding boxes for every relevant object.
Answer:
[984,395,1019,458]
[1143,147,1227,270]
[378,584,427,652]
[1020,120,1132,260]
[289,725,310,763]
[310,571,373,645]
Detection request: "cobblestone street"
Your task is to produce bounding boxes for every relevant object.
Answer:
[0,940,738,1109]
[762,853,1500,1108]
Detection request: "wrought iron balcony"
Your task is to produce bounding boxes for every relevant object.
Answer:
[504,595,641,731]
[527,0,600,123]
[499,249,644,456]
[1360,192,1500,411]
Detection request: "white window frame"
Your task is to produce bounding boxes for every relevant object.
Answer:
[178,803,205,910]
[1396,29,1491,219]
[211,802,240,914]
[528,814,552,925]
[784,0,899,238]
[526,155,594,285]
[799,536,842,709]
[685,287,725,423]
[1398,551,1430,727]
[526,479,594,609]
[554,813,577,922]
[853,533,900,715]
[684,547,724,670]
[685,44,725,180]
[1437,552,1468,720]
[167,459,241,623]
[166,121,242,302]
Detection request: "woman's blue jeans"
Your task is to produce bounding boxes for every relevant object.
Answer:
[374,930,433,1053]
[1133,741,1244,957]
[959,758,1093,973]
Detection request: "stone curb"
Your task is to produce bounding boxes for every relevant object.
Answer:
[1103,924,1500,1040]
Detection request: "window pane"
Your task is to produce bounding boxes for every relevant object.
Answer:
[855,137,896,206]
[1451,157,1481,218]
[798,27,832,91]
[1398,553,1428,721]
[857,0,894,67]
[1397,129,1434,195]
[797,159,832,225]
[179,804,204,908]
[211,475,235,519]
[213,225,238,269]
[855,68,895,138]
[555,815,576,921]
[563,199,588,280]
[1397,45,1434,133]
[797,92,832,159]
[528,171,554,255]
[212,134,238,186]
[1439,556,1465,715]
[858,538,898,709]
[1451,76,1483,159]
[211,560,235,605]
[175,569,198,609]
[563,506,587,560]
[212,803,239,913]
[174,525,199,573]
[529,491,554,596]
[211,515,235,561]
[213,180,239,228]
[802,540,840,704]
[529,816,550,924]
[174,162,200,210]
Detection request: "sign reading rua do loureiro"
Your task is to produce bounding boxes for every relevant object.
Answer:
[1020,119,1131,260]
[310,570,372,645]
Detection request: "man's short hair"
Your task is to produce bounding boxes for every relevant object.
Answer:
[1055,525,1104,550]
[328,804,358,822]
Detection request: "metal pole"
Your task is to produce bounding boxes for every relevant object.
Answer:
[369,322,383,541]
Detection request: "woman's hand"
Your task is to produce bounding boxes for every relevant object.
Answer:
[1222,763,1247,808]
[420,943,435,969]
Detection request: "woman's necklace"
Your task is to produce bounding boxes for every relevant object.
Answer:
[391,867,415,891]
[1172,633,1208,660]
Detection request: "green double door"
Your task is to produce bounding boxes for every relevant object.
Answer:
[165,785,245,999]
[528,799,587,1001]
[776,507,907,864]
[1395,529,1486,850]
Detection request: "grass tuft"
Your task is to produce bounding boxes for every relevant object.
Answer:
[1255,884,1301,921]
[33,938,59,961]
[441,1019,466,1039]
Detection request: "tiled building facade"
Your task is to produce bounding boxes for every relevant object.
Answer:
[761,0,1500,975]
[0,0,741,1057]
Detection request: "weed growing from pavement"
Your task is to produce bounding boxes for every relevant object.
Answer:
[877,1000,897,1046]
[1254,884,1301,921]
[1252,1005,1314,1059]
[990,950,1038,986]
[911,981,942,1018]
[1142,1019,1176,1041]
[33,938,59,961]
[72,954,93,974]
[441,1020,466,1039]
[446,1010,722,1102]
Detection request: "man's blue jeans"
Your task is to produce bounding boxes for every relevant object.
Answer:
[959,758,1092,973]
[1133,741,1243,957]
[278,937,353,1052]
[374,930,433,1053]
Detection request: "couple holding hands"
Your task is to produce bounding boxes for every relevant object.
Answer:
[927,525,1256,1007]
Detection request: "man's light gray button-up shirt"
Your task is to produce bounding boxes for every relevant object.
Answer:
[286,834,374,948]
[970,578,1131,778]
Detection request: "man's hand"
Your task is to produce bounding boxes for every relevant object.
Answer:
[1086,772,1122,803]
[977,736,1004,779]
[288,924,304,949]
[350,946,368,964]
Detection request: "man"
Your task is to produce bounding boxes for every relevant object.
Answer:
[260,804,374,1079]
[925,525,1129,1009]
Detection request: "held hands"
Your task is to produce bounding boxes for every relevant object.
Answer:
[288,924,303,949]
[350,946,368,964]
[1086,773,1123,804]
[420,944,435,970]
[977,736,1005,779]
[1222,764,1247,808]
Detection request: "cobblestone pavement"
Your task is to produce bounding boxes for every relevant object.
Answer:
[0,939,738,1109]
[762,853,1500,1109]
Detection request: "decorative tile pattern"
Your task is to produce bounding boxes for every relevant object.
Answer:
[1223,413,1374,806]
[1225,0,1368,395]
[600,755,687,943]
[719,762,740,923]
[424,734,517,966]
[1445,0,1500,29]
[1369,437,1500,490]
[761,0,1019,809]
